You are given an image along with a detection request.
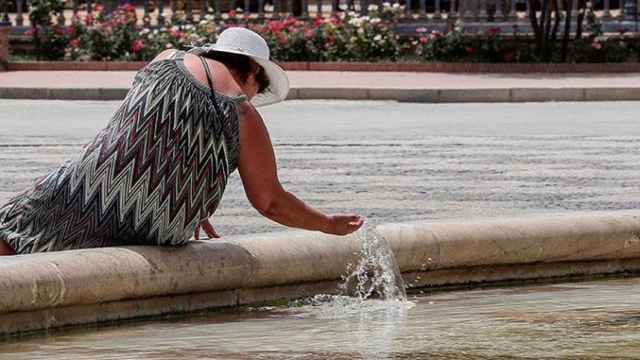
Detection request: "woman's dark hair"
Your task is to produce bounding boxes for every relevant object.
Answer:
[199,50,270,93]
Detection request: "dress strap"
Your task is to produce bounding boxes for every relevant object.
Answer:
[198,56,216,96]
[197,56,226,123]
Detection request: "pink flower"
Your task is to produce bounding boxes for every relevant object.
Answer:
[277,33,288,45]
[419,36,428,44]
[228,9,237,17]
[304,29,314,39]
[170,28,183,38]
[131,39,145,52]
[94,4,104,12]
[591,41,602,50]
[69,38,80,47]
[25,28,34,36]
[416,27,427,33]
[465,47,476,55]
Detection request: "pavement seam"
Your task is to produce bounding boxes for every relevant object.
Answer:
[2,86,640,102]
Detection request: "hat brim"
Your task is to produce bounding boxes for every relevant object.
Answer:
[201,45,290,107]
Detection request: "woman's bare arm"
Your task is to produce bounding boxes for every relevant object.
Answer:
[237,102,363,235]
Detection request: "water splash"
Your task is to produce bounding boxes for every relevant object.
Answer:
[340,224,407,301]
[290,222,413,359]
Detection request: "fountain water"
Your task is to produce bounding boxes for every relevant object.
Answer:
[341,223,407,301]
[290,222,413,359]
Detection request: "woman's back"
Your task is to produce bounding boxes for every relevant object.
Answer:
[0,51,244,254]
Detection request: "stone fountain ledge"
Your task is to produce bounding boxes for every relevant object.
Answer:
[2,210,640,337]
[2,70,640,103]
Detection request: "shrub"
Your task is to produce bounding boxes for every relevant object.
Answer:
[28,0,68,60]
[23,2,640,64]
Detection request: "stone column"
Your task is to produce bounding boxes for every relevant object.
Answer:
[0,25,9,70]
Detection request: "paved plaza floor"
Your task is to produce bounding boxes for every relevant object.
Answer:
[1,99,639,236]
[2,71,640,89]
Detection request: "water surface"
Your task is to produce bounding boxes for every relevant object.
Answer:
[2,277,640,359]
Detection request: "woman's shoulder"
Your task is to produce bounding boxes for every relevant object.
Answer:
[181,53,245,98]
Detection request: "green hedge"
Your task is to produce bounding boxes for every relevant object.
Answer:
[23,3,640,63]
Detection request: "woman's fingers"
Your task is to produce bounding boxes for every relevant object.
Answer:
[194,219,221,240]
[201,219,221,238]
[329,214,364,235]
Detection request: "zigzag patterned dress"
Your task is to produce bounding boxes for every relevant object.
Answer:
[0,51,245,254]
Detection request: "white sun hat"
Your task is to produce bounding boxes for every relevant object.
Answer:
[197,27,290,107]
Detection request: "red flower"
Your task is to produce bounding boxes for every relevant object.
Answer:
[268,20,285,33]
[65,25,76,36]
[465,47,476,55]
[419,36,428,44]
[283,16,296,27]
[85,13,94,25]
[488,27,501,34]
[228,9,237,17]
[69,38,80,47]
[131,39,145,52]
[277,33,288,45]
[25,28,34,36]
[503,51,515,62]
[313,16,323,27]
[94,4,104,12]
[121,3,136,12]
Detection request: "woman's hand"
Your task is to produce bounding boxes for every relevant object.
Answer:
[194,218,221,240]
[324,214,364,235]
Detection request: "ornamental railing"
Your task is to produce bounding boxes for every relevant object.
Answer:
[0,0,638,32]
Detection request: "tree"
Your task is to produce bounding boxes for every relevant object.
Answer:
[527,0,587,61]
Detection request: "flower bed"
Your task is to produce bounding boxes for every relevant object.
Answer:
[20,2,640,63]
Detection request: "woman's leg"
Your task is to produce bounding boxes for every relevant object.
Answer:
[0,239,15,256]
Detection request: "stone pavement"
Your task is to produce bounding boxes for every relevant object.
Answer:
[0,70,640,102]
[2,100,640,236]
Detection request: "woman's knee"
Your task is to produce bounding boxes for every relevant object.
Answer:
[0,239,16,256]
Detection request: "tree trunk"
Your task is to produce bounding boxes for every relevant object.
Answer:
[528,0,543,56]
[561,0,572,62]
[575,0,585,40]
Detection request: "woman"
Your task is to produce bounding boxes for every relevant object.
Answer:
[0,27,363,256]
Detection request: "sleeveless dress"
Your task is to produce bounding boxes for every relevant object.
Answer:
[0,50,245,254]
